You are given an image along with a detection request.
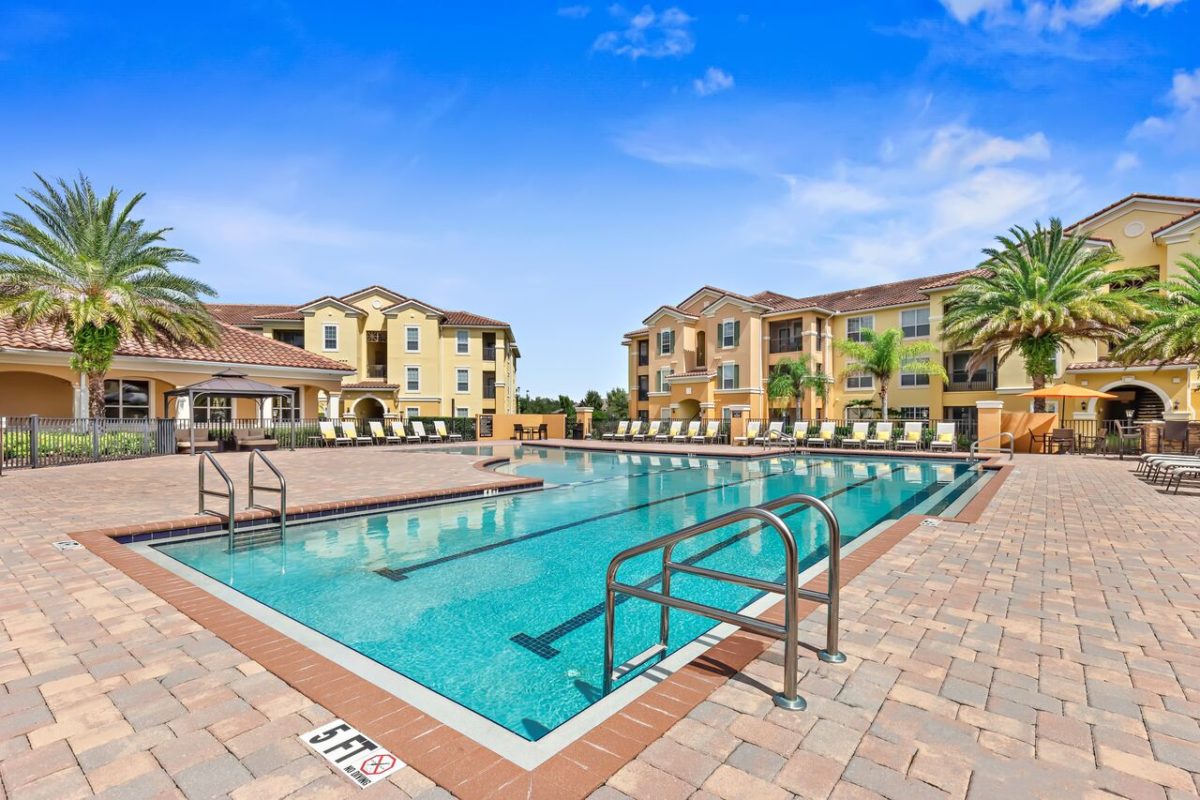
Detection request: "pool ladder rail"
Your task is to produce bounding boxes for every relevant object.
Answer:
[969,431,1015,462]
[604,493,844,712]
[197,450,287,553]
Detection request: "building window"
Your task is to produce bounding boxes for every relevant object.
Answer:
[845,367,874,390]
[637,374,649,397]
[846,316,873,342]
[272,388,299,422]
[656,368,672,392]
[720,363,739,390]
[898,406,929,420]
[720,320,738,348]
[406,367,420,392]
[405,326,420,352]
[456,368,469,392]
[901,308,931,338]
[406,406,420,418]
[103,379,150,419]
[322,324,338,351]
[900,358,931,387]
[455,407,470,418]
[193,393,232,423]
[659,329,673,355]
[456,329,469,354]
[274,329,304,348]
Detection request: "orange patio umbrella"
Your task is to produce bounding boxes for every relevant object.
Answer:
[1020,383,1118,427]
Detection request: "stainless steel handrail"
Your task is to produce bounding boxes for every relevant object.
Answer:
[604,493,843,711]
[198,452,236,550]
[248,449,287,547]
[969,431,1015,461]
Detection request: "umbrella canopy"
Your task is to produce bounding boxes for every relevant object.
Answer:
[1020,383,1118,427]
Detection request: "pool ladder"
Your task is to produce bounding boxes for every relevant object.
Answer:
[603,493,844,712]
[198,450,287,553]
[969,432,1015,462]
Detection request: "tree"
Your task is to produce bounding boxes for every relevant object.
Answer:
[0,174,217,417]
[835,328,946,420]
[766,355,827,420]
[605,387,629,420]
[942,218,1152,411]
[1113,253,1200,364]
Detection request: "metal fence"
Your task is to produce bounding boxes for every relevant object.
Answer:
[588,416,978,450]
[1,414,479,471]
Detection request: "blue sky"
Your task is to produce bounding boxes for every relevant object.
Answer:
[1,2,1197,397]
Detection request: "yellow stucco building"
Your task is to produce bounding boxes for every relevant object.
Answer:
[623,193,1200,429]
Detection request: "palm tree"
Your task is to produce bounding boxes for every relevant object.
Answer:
[942,218,1152,411]
[836,328,946,420]
[0,174,218,418]
[1113,252,1200,363]
[767,355,828,421]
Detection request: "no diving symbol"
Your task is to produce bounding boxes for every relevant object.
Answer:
[361,754,396,776]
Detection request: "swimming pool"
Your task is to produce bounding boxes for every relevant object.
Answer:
[149,446,981,748]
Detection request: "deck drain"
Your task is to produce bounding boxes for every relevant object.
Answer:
[52,540,84,551]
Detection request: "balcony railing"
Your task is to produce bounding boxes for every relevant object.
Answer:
[367,365,387,379]
[768,338,802,354]
[483,346,497,361]
[945,374,995,392]
[484,387,497,399]
[637,354,649,366]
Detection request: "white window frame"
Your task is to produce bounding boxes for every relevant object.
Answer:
[720,362,736,390]
[455,407,470,418]
[900,308,930,338]
[659,329,673,355]
[406,406,420,417]
[846,315,874,343]
[657,368,672,393]
[103,378,151,419]
[405,326,420,353]
[720,319,736,349]
[456,368,469,393]
[900,358,931,387]
[405,366,420,392]
[322,323,338,351]
[845,363,874,390]
[899,406,929,420]
[456,329,469,355]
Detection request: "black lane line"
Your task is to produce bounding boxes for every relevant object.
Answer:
[373,460,786,582]
[510,464,904,658]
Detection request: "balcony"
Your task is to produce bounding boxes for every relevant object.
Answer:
[637,353,649,366]
[945,374,996,392]
[768,338,802,354]
[483,387,497,400]
[367,365,387,379]
[483,346,497,361]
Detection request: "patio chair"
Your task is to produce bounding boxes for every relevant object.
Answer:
[341,421,373,446]
[756,421,783,446]
[866,422,893,449]
[807,421,836,448]
[1045,427,1075,455]
[434,420,463,443]
[693,420,719,444]
[792,421,809,441]
[634,421,659,442]
[176,428,220,453]
[1160,420,1190,454]
[625,421,642,440]
[676,420,699,443]
[319,420,352,447]
[842,422,869,449]
[895,422,923,450]
[370,420,402,445]
[602,420,628,441]
[929,422,957,452]
[734,421,762,446]
[232,426,278,451]
[389,420,415,444]
[412,420,438,443]
[657,420,682,442]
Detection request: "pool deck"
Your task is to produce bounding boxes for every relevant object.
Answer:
[2,444,1199,798]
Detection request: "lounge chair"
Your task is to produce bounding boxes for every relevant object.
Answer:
[1166,464,1200,493]
[929,422,956,452]
[756,421,783,446]
[657,420,682,442]
[319,420,352,447]
[232,427,279,451]
[370,420,402,445]
[389,420,413,444]
[634,421,659,442]
[412,420,438,443]
[866,422,893,449]
[842,422,869,449]
[434,420,463,443]
[177,428,220,453]
[734,421,762,446]
[895,422,923,450]
[792,421,809,442]
[625,421,642,440]
[398,421,421,444]
[676,421,699,443]
[341,421,373,446]
[807,421,836,448]
[602,420,629,441]
[693,420,719,444]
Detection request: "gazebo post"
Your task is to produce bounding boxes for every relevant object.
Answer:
[189,389,196,456]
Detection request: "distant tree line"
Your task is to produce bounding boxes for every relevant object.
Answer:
[517,388,629,424]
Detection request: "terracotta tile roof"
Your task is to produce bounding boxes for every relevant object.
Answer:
[1153,206,1200,236]
[252,308,304,321]
[1066,358,1197,371]
[1066,193,1200,233]
[0,317,353,372]
[340,383,400,389]
[623,327,650,338]
[441,310,510,327]
[776,269,982,314]
[917,268,991,291]
[749,291,796,310]
[205,304,298,326]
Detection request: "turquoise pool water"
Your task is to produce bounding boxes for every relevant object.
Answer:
[153,446,979,740]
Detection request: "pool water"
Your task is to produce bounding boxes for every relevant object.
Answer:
[153,447,979,740]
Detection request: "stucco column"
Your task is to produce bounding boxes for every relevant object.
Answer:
[261,398,273,424]
[976,400,1004,447]
[329,392,341,420]
[74,375,88,418]
[574,406,593,437]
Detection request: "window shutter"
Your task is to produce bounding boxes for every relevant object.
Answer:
[733,364,740,388]
[668,330,675,353]
[733,321,741,347]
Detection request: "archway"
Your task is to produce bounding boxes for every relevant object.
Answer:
[678,398,701,420]
[1087,379,1171,421]
[352,396,386,424]
[0,371,75,417]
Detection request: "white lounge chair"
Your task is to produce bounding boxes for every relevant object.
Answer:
[370,420,402,445]
[625,420,642,440]
[634,421,659,442]
[842,422,869,449]
[388,420,413,444]
[895,422,924,450]
[319,420,352,447]
[602,420,629,441]
[734,421,761,446]
[807,421,836,448]
[412,420,438,443]
[657,420,682,442]
[693,420,718,444]
[341,421,373,446]
[756,420,783,446]
[866,422,893,449]
[676,421,699,443]
[929,422,956,452]
[434,420,463,443]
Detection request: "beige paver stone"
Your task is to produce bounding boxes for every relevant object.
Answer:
[701,764,790,800]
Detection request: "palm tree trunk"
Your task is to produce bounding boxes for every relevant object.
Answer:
[880,380,889,421]
[87,372,106,419]
[1031,373,1047,414]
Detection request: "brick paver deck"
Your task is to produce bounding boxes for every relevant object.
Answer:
[2,447,1198,798]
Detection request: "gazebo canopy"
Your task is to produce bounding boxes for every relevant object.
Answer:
[165,369,296,399]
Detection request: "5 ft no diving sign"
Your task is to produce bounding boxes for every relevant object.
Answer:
[300,719,406,788]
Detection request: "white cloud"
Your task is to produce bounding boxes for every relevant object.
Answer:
[692,67,734,96]
[923,125,1050,169]
[557,5,591,19]
[593,5,694,60]
[1113,151,1141,171]
[937,0,1186,29]
[1130,67,1200,149]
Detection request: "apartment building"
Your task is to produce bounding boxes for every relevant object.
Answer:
[623,194,1200,429]
[210,285,519,420]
